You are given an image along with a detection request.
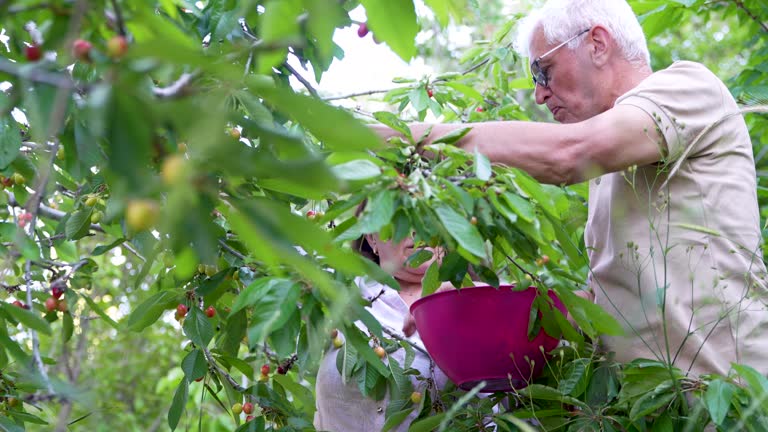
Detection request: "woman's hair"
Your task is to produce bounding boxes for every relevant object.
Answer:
[350,200,380,265]
[515,0,650,67]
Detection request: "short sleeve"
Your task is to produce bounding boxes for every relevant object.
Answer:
[615,61,734,163]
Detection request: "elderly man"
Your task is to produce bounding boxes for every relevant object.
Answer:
[387,0,768,377]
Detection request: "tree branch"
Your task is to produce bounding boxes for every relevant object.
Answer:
[283,62,318,97]
[152,72,197,99]
[109,0,127,36]
[733,0,768,33]
[218,239,247,262]
[7,2,51,14]
[6,192,146,262]
[0,58,82,91]
[324,88,398,101]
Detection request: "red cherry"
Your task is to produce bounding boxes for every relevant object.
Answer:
[246,415,254,422]
[261,364,270,375]
[25,45,42,61]
[12,300,24,309]
[427,88,434,98]
[277,366,286,375]
[45,297,58,313]
[195,376,204,382]
[72,39,92,62]
[357,23,369,38]
[243,402,254,415]
[306,210,317,220]
[205,306,215,318]
[51,284,65,299]
[176,304,188,317]
[476,106,484,113]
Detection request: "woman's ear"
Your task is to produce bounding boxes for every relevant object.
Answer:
[364,234,377,254]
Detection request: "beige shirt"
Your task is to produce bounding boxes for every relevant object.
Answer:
[585,61,768,376]
[314,278,448,432]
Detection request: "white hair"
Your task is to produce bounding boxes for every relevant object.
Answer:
[515,0,650,66]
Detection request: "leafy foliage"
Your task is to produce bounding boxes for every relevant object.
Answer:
[0,0,765,431]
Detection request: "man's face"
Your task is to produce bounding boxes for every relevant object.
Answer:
[529,28,599,124]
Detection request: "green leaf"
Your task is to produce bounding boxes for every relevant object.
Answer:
[444,82,484,101]
[409,413,446,432]
[80,294,120,331]
[336,334,359,384]
[474,149,492,181]
[421,260,440,297]
[62,311,74,343]
[629,391,676,421]
[431,127,472,145]
[183,307,215,348]
[8,410,47,425]
[181,349,207,381]
[358,190,396,234]
[501,192,534,223]
[731,364,768,412]
[2,302,52,335]
[0,116,22,169]
[382,408,414,432]
[434,205,486,258]
[125,291,181,332]
[405,249,434,268]
[91,238,126,256]
[360,0,418,60]
[373,111,413,139]
[247,76,381,152]
[168,379,188,431]
[346,327,390,377]
[332,159,382,181]
[0,416,24,432]
[65,208,93,240]
[705,379,734,426]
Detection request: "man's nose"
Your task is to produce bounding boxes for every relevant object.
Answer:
[534,83,551,105]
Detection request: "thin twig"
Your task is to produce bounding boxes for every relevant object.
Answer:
[202,347,258,402]
[283,62,318,97]
[25,261,54,394]
[8,2,51,14]
[218,239,247,262]
[109,0,127,36]
[152,72,197,99]
[733,0,768,33]
[324,88,399,101]
[0,58,81,91]
[6,191,146,262]
[382,326,429,357]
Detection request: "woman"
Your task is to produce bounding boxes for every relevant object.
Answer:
[313,232,450,432]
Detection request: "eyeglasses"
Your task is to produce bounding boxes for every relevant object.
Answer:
[530,28,590,88]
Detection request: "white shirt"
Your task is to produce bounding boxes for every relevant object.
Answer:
[314,278,449,432]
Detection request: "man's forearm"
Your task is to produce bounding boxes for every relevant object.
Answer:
[373,121,585,185]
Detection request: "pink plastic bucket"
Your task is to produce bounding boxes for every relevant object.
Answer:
[410,285,565,392]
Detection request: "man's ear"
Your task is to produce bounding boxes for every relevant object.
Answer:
[587,25,612,67]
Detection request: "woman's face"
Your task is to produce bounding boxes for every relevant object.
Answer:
[366,234,441,283]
